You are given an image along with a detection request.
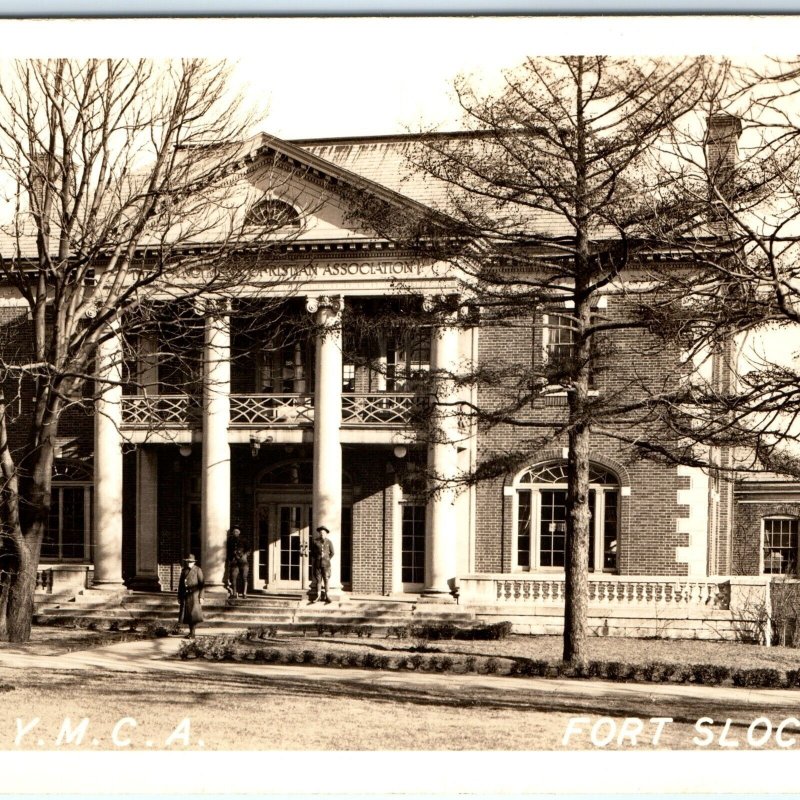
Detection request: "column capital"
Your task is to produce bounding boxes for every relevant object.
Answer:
[195,297,232,318]
[422,293,465,320]
[306,294,344,320]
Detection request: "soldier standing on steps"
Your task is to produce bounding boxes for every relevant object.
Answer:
[310,526,334,604]
[226,526,251,599]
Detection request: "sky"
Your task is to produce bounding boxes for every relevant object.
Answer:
[2,16,800,139]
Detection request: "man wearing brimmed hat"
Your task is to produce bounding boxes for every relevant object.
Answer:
[309,525,334,604]
[177,553,204,638]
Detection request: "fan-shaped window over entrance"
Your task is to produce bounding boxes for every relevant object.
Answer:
[245,198,301,229]
[514,461,619,573]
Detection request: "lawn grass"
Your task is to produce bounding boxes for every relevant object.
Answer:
[0,627,145,656]
[0,659,794,751]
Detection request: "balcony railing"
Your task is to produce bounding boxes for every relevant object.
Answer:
[121,392,422,428]
[342,393,420,426]
[121,394,199,427]
[458,574,732,609]
[230,394,314,426]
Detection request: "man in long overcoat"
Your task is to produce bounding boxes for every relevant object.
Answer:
[178,554,204,638]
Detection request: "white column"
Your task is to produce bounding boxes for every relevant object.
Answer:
[134,446,160,589]
[93,326,124,588]
[425,314,460,598]
[310,296,343,596]
[201,305,231,587]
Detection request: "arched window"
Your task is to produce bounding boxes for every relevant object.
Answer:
[245,198,300,229]
[514,461,619,573]
[42,460,93,562]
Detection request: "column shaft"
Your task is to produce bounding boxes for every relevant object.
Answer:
[133,446,160,589]
[312,299,343,594]
[201,309,231,586]
[425,321,460,596]
[93,327,124,587]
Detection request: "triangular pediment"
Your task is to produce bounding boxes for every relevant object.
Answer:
[231,132,448,245]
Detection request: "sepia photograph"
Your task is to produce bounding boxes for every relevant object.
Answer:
[2,14,800,791]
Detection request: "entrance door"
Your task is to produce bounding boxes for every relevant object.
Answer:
[265,503,313,590]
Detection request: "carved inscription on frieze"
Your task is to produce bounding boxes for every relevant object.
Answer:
[261,261,426,279]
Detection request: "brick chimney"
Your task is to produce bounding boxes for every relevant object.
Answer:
[706,114,742,203]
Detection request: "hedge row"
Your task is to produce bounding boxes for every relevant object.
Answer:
[243,621,513,641]
[176,638,797,689]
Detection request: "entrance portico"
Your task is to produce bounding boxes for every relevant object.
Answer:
[93,284,471,599]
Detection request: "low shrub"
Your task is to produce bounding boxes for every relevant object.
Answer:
[409,623,458,641]
[322,651,339,667]
[463,655,477,673]
[483,657,500,674]
[343,651,362,668]
[786,668,800,688]
[299,649,316,664]
[264,648,282,664]
[356,626,374,639]
[145,623,170,639]
[691,664,731,686]
[673,666,693,684]
[602,661,636,682]
[388,626,409,639]
[732,667,783,688]
[408,654,424,670]
[509,658,549,677]
[246,625,278,641]
[455,622,513,641]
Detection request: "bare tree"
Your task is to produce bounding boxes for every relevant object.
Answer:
[347,56,736,665]
[0,58,313,642]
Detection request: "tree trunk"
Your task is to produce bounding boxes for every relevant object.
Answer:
[4,539,36,643]
[563,421,591,665]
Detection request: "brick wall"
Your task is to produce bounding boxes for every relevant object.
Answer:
[732,501,800,577]
[473,300,689,577]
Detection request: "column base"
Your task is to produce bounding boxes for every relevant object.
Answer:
[418,590,457,604]
[91,580,127,591]
[204,583,233,595]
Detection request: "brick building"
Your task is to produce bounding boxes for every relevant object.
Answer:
[12,121,797,635]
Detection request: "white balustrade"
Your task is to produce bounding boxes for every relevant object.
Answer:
[121,394,198,426]
[229,394,314,426]
[122,392,422,429]
[341,393,420,425]
[458,574,732,610]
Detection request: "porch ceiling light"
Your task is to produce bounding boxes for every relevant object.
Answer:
[393,444,408,459]
[179,445,192,458]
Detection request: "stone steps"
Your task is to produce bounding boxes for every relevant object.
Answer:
[34,590,477,633]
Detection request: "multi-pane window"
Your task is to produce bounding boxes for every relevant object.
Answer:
[542,313,577,374]
[42,485,92,561]
[515,462,619,573]
[401,504,426,584]
[763,517,799,575]
[540,308,599,388]
[386,333,431,391]
[259,340,309,393]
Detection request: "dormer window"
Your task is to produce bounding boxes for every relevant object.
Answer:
[245,198,301,229]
